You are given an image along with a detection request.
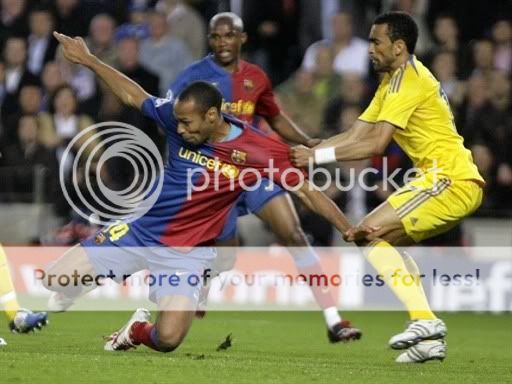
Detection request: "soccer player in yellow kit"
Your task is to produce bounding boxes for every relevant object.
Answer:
[291,12,484,363]
[0,244,48,342]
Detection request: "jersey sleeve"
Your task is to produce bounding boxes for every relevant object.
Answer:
[376,74,426,129]
[255,71,281,119]
[141,95,177,134]
[359,85,384,123]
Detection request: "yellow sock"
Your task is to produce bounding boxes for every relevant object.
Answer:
[0,244,20,321]
[366,240,436,320]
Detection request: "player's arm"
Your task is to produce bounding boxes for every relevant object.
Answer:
[53,32,150,109]
[269,112,320,147]
[291,180,374,240]
[290,120,396,167]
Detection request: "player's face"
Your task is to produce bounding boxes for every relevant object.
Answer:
[208,22,246,66]
[174,100,216,145]
[368,24,398,72]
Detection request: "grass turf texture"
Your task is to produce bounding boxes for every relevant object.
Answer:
[1,311,511,383]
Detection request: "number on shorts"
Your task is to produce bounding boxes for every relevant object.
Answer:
[107,223,129,241]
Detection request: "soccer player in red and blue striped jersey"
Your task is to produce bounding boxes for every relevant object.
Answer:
[43,32,362,353]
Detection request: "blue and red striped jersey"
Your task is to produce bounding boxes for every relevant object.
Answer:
[131,95,304,248]
[170,55,280,125]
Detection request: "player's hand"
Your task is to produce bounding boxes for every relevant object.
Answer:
[53,32,95,66]
[343,224,380,242]
[306,138,323,148]
[290,145,314,168]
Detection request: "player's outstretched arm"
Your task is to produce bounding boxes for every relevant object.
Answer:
[293,180,348,234]
[270,112,321,147]
[290,120,396,167]
[292,180,375,241]
[53,32,150,109]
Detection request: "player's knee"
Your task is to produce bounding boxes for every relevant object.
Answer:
[156,328,186,352]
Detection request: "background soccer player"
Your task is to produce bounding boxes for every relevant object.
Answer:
[0,244,48,335]
[291,12,484,363]
[170,12,351,342]
[44,31,363,353]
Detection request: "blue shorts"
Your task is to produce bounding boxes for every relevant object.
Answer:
[81,222,216,304]
[217,178,285,241]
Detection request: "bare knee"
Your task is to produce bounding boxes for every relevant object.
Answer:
[155,327,186,352]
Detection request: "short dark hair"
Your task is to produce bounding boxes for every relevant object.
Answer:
[177,81,223,114]
[373,12,419,54]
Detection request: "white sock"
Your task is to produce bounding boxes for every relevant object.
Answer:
[323,306,342,329]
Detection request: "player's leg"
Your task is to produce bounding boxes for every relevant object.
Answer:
[356,177,483,361]
[104,296,196,352]
[253,190,361,341]
[45,223,147,311]
[105,247,214,352]
[0,244,48,332]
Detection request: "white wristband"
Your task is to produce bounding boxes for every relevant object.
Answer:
[314,147,337,164]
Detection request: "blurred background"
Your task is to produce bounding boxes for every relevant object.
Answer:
[0,0,510,246]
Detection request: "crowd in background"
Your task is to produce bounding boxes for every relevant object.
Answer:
[0,0,510,245]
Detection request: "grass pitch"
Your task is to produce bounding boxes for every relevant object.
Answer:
[1,311,511,383]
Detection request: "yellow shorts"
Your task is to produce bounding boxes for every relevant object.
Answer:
[387,174,483,242]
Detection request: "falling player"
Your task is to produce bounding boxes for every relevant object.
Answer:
[291,12,484,363]
[44,32,363,353]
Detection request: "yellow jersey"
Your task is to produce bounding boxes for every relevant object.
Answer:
[359,56,484,184]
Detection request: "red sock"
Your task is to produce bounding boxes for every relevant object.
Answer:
[130,321,160,351]
[298,264,337,309]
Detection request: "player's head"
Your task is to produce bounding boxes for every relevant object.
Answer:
[369,12,418,72]
[208,12,247,66]
[174,81,223,145]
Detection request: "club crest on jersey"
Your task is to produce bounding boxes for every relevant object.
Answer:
[231,149,247,164]
[243,79,254,91]
[95,232,106,244]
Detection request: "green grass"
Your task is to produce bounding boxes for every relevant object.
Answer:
[1,312,511,383]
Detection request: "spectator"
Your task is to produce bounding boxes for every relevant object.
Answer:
[114,36,163,154]
[155,0,206,60]
[41,62,65,111]
[38,85,100,171]
[456,74,489,139]
[238,0,301,84]
[0,0,28,47]
[115,3,150,42]
[431,50,465,108]
[2,84,42,145]
[1,115,57,202]
[55,45,99,115]
[390,0,432,57]
[302,12,369,78]
[53,0,90,38]
[276,70,328,139]
[118,37,159,95]
[86,14,118,68]
[1,37,39,124]
[27,7,58,75]
[139,11,193,96]
[309,44,341,100]
[466,71,512,212]
[425,14,470,77]
[323,73,368,133]
[470,39,495,79]
[491,19,512,75]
